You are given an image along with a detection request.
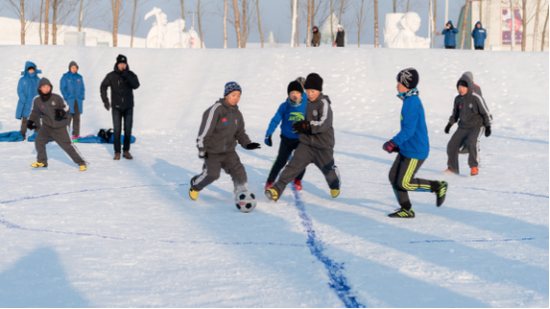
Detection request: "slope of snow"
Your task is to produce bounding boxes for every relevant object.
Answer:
[0,45,548,307]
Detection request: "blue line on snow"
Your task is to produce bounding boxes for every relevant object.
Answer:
[290,188,365,308]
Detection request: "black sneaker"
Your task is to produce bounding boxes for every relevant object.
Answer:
[388,208,415,218]
[436,181,448,207]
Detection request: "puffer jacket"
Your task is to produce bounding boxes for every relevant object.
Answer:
[100,64,140,110]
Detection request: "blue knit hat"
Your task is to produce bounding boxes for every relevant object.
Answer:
[224,82,242,97]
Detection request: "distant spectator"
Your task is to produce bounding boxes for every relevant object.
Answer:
[16,61,41,139]
[60,61,85,138]
[311,26,321,47]
[471,22,487,50]
[441,21,458,49]
[334,25,345,47]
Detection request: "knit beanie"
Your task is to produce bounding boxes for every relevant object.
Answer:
[224,82,242,97]
[69,61,79,71]
[287,81,303,95]
[38,77,52,89]
[304,73,323,91]
[116,54,128,65]
[457,80,468,88]
[396,68,419,89]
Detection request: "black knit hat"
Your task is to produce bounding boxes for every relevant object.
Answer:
[287,81,303,95]
[396,68,419,89]
[457,80,468,88]
[304,73,323,91]
[116,54,128,65]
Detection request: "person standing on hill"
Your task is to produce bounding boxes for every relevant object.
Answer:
[441,21,459,49]
[60,61,85,138]
[334,25,345,47]
[100,54,140,160]
[471,22,487,50]
[311,26,321,47]
[16,61,42,139]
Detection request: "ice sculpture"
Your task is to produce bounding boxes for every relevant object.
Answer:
[145,7,202,49]
[384,12,430,49]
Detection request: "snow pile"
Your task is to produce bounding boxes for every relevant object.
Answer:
[0,45,547,307]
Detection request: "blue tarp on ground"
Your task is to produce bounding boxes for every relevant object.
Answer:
[0,131,24,142]
[78,135,136,144]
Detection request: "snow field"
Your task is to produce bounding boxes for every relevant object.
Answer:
[0,45,548,307]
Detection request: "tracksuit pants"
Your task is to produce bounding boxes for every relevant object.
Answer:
[191,151,248,194]
[35,125,86,166]
[67,101,81,137]
[112,107,133,153]
[389,153,439,210]
[272,143,340,196]
[267,135,306,183]
[447,126,483,174]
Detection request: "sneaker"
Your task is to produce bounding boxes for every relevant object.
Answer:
[79,165,87,171]
[30,161,47,168]
[470,167,479,176]
[265,181,274,190]
[114,153,121,160]
[443,169,457,175]
[189,188,199,200]
[388,208,415,218]
[123,151,133,160]
[330,189,340,198]
[293,179,303,190]
[436,181,448,207]
[265,188,279,201]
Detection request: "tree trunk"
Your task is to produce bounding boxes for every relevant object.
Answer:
[460,0,470,49]
[407,0,410,12]
[533,0,542,51]
[479,0,482,25]
[131,0,138,48]
[112,0,120,47]
[542,7,548,51]
[306,0,311,47]
[290,0,298,47]
[52,0,58,45]
[255,0,264,47]
[78,0,84,31]
[39,0,44,44]
[358,0,364,47]
[242,0,247,48]
[233,0,241,48]
[224,0,228,48]
[393,0,396,13]
[20,0,25,45]
[330,0,334,43]
[521,0,527,51]
[338,0,344,25]
[311,0,315,26]
[510,0,515,50]
[45,0,49,45]
[374,0,379,47]
[198,0,204,48]
[180,0,186,31]
[433,0,437,48]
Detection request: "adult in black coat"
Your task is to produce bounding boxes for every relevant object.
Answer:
[100,54,140,160]
[334,26,345,47]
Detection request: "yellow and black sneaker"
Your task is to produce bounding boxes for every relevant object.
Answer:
[330,189,340,198]
[436,181,448,207]
[30,162,47,168]
[265,188,279,201]
[388,208,415,218]
[189,188,199,200]
[79,165,87,171]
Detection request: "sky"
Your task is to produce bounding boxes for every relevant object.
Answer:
[0,0,467,48]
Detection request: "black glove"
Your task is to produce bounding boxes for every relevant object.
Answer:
[27,120,37,130]
[292,121,311,134]
[103,100,110,111]
[198,149,207,159]
[444,123,453,134]
[382,140,399,154]
[246,142,261,150]
[121,70,129,78]
[54,109,66,121]
[485,126,491,137]
[264,135,272,147]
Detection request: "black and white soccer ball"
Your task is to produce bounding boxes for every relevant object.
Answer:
[235,191,257,213]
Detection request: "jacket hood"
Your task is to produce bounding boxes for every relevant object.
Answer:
[457,75,473,96]
[475,21,482,27]
[463,71,474,82]
[446,20,454,27]
[22,61,42,76]
[69,61,79,71]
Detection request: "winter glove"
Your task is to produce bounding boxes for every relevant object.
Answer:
[264,135,272,147]
[382,140,399,154]
[292,121,311,134]
[121,70,129,78]
[444,123,453,134]
[27,120,37,130]
[103,100,110,111]
[246,143,261,150]
[54,109,66,121]
[485,126,491,137]
[198,149,207,159]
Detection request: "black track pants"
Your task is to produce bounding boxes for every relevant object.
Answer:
[447,126,483,173]
[267,135,306,183]
[192,151,248,194]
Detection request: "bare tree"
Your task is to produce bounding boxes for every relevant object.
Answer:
[7,0,40,45]
[255,0,264,47]
[50,0,78,45]
[233,0,242,48]
[459,0,470,49]
[542,7,549,51]
[306,0,311,46]
[374,0,378,47]
[532,0,542,51]
[131,0,152,47]
[241,0,247,47]
[392,0,396,13]
[337,0,350,25]
[39,0,44,44]
[433,0,437,48]
[77,0,102,32]
[517,0,548,51]
[290,0,298,47]
[329,0,334,43]
[354,0,371,47]
[180,0,185,31]
[510,0,515,50]
[45,0,50,44]
[111,0,120,47]
[198,0,204,48]
[224,0,228,48]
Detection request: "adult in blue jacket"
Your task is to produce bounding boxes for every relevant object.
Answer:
[442,21,459,49]
[60,61,85,137]
[471,22,487,50]
[264,80,308,190]
[382,68,448,218]
[16,61,42,139]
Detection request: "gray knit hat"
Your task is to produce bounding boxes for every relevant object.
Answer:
[38,77,52,88]
[69,61,79,71]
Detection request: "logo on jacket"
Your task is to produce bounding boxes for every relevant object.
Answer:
[288,112,305,121]
[469,103,473,108]
[77,79,81,82]
[235,119,238,125]
[222,118,228,125]
[41,105,45,110]
[312,110,318,117]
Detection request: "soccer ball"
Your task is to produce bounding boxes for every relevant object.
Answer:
[235,191,257,213]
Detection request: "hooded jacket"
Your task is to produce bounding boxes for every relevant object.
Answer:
[16,61,41,119]
[449,75,492,129]
[266,95,308,140]
[392,94,430,160]
[462,72,483,97]
[100,63,140,110]
[311,27,321,46]
[334,28,345,47]
[29,79,69,129]
[299,94,334,150]
[60,62,85,114]
[442,21,459,47]
[471,22,487,47]
[196,99,252,154]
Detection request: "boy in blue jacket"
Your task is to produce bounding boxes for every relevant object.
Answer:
[60,61,85,138]
[383,68,448,218]
[16,61,42,139]
[471,22,487,50]
[264,80,308,190]
[442,21,459,49]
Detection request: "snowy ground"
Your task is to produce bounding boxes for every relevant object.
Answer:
[0,45,548,307]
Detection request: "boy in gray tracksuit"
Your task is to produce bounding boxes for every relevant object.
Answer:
[265,73,340,201]
[189,82,261,200]
[444,75,492,176]
[28,78,87,171]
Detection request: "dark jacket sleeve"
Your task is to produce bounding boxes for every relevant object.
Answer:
[28,98,41,123]
[448,96,460,125]
[125,71,140,90]
[235,112,252,148]
[196,104,221,150]
[310,99,333,135]
[473,95,492,127]
[100,74,111,103]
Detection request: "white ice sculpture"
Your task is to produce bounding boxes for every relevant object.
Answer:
[319,13,346,45]
[145,7,196,49]
[384,12,430,49]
